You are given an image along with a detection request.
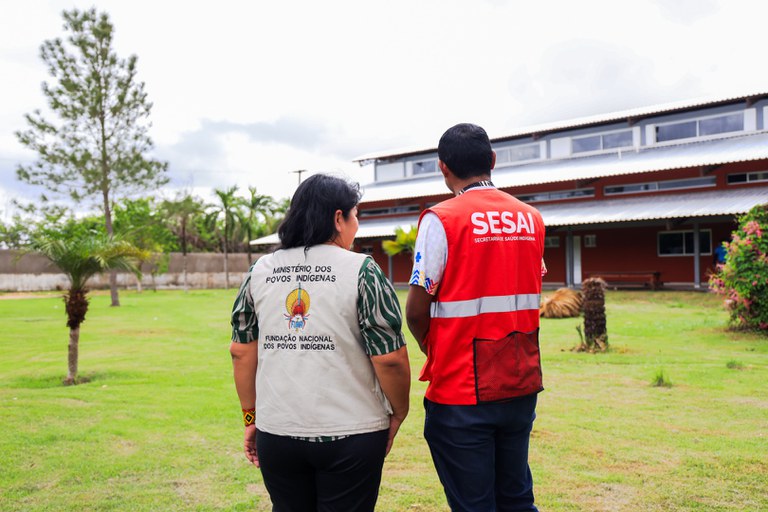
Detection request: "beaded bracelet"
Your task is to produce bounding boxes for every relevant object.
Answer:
[242,408,255,427]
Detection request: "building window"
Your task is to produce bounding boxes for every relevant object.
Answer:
[658,230,712,256]
[544,236,560,248]
[602,131,634,149]
[517,188,594,203]
[727,171,768,184]
[604,176,716,196]
[376,162,404,182]
[584,235,597,248]
[572,130,632,154]
[655,112,744,143]
[699,113,743,136]
[360,246,374,255]
[412,159,438,176]
[359,204,421,218]
[495,143,541,165]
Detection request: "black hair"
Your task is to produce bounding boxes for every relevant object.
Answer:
[277,174,361,249]
[437,123,494,180]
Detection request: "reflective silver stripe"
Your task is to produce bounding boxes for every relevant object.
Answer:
[430,294,541,318]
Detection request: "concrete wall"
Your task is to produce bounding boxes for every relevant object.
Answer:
[0,250,262,291]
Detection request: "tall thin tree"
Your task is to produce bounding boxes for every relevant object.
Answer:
[206,186,242,289]
[161,193,204,293]
[239,186,275,265]
[16,8,168,306]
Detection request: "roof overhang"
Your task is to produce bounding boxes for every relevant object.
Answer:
[358,132,768,203]
[251,187,766,245]
[250,216,421,246]
[538,186,768,226]
[353,91,768,163]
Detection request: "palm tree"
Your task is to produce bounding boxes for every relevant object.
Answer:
[576,277,608,352]
[382,225,418,257]
[31,232,142,384]
[206,186,243,289]
[239,186,275,265]
[161,193,203,292]
[263,197,290,235]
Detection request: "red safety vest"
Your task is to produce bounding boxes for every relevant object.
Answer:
[419,188,546,405]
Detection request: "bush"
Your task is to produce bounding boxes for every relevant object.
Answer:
[709,204,768,334]
[651,368,672,388]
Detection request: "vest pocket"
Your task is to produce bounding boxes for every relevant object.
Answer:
[473,328,542,403]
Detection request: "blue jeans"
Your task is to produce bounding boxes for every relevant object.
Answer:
[424,394,539,512]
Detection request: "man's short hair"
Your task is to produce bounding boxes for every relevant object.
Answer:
[437,123,494,180]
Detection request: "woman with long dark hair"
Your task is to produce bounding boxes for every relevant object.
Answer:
[230,174,410,511]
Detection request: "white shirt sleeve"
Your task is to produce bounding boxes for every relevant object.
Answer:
[409,212,447,295]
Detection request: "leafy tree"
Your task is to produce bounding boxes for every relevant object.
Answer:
[263,197,290,235]
[16,8,168,307]
[161,193,204,292]
[239,186,276,264]
[206,186,243,288]
[0,204,101,249]
[31,226,142,384]
[191,212,221,252]
[382,225,418,257]
[113,198,175,291]
[709,204,768,334]
[0,215,28,249]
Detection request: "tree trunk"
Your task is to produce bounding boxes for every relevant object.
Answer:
[108,271,119,305]
[104,194,120,306]
[580,277,608,352]
[183,252,188,293]
[65,326,80,385]
[246,226,253,265]
[64,288,89,384]
[223,237,230,289]
[100,112,119,307]
[180,220,188,293]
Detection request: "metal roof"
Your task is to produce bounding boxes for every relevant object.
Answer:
[251,187,767,245]
[250,233,279,245]
[250,215,421,246]
[358,131,768,203]
[538,186,768,226]
[353,91,768,162]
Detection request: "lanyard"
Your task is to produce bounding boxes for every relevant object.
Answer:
[459,180,494,195]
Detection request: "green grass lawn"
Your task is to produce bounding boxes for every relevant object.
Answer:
[0,288,766,511]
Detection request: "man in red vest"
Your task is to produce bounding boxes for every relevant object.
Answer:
[406,123,545,511]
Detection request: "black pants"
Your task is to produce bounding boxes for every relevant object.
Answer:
[257,429,389,512]
[424,395,539,511]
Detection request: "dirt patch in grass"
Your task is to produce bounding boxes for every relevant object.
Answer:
[731,396,768,409]
[0,292,60,300]
[587,482,638,511]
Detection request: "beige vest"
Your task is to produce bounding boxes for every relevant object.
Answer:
[249,244,391,437]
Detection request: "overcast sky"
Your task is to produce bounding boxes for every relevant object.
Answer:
[2,0,767,219]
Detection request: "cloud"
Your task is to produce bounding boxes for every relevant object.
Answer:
[500,38,708,131]
[652,0,720,23]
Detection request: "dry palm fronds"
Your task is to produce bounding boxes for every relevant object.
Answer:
[540,288,583,318]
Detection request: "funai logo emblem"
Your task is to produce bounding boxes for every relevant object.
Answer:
[284,284,310,332]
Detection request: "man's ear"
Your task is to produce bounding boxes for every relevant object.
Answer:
[438,160,450,177]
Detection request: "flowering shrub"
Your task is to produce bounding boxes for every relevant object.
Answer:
[709,204,768,334]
